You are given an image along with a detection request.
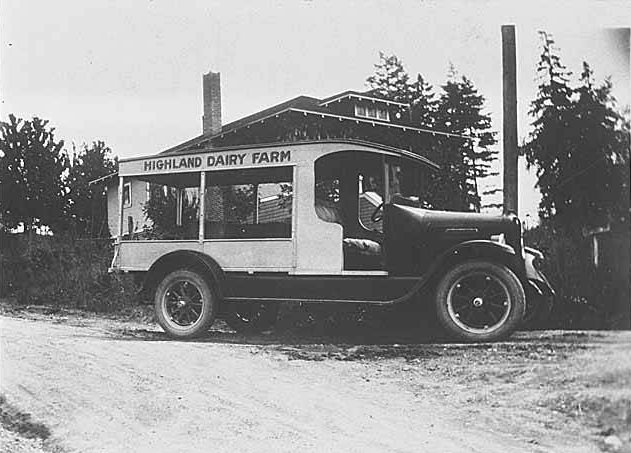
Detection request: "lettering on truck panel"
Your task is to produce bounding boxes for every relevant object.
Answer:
[141,150,291,173]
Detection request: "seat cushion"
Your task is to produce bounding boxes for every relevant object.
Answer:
[343,238,382,256]
[315,203,344,224]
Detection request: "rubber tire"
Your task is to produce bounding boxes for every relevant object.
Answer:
[435,260,526,342]
[223,302,279,333]
[154,269,217,339]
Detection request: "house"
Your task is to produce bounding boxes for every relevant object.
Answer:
[105,71,441,236]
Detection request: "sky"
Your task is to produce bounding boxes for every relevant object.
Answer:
[1,0,630,220]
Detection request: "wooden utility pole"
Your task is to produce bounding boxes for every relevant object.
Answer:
[502,25,518,214]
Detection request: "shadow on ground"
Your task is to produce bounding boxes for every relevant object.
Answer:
[106,322,599,365]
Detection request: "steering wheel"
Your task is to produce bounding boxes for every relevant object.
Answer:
[371,202,384,223]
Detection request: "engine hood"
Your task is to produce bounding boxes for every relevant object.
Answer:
[383,203,523,276]
[384,204,522,251]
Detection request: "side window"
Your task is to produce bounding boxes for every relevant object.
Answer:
[141,172,200,240]
[314,153,342,224]
[205,166,293,239]
[123,182,132,207]
[358,171,383,232]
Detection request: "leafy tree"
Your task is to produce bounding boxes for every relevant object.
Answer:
[67,141,117,237]
[0,115,69,233]
[524,32,630,232]
[224,185,256,223]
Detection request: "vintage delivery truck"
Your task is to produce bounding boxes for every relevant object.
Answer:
[110,139,553,342]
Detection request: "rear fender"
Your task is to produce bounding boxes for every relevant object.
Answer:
[142,250,225,302]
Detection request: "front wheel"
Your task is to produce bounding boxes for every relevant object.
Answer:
[435,261,525,342]
[154,269,218,339]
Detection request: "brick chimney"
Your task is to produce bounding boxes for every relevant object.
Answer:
[202,71,222,136]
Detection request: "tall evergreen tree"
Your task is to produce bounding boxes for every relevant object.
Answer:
[569,64,630,229]
[432,70,498,211]
[366,52,438,127]
[0,115,69,233]
[366,52,412,104]
[366,54,498,212]
[524,32,629,232]
[409,74,439,128]
[524,31,575,224]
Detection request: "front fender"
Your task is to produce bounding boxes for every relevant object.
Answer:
[522,247,555,327]
[441,239,521,272]
[524,247,555,297]
[449,239,517,260]
[420,239,523,291]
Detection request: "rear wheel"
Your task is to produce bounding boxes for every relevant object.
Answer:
[223,302,279,333]
[435,261,525,342]
[154,269,217,339]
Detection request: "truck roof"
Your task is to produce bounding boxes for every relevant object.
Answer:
[119,139,439,169]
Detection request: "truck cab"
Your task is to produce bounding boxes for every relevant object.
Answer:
[111,139,553,341]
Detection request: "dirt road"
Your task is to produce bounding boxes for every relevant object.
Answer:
[1,311,629,453]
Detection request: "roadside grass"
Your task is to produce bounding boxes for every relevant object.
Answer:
[0,233,140,312]
[550,393,631,436]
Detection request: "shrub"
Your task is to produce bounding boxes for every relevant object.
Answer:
[0,232,138,312]
[524,223,628,329]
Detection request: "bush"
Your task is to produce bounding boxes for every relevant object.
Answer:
[0,232,139,312]
[524,223,628,329]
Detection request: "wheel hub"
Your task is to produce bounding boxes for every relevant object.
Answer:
[163,279,205,328]
[472,297,484,307]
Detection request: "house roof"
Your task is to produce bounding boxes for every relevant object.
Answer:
[223,95,322,131]
[159,88,477,155]
[158,95,322,155]
[319,90,409,108]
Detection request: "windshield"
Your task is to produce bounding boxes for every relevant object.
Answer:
[385,157,430,208]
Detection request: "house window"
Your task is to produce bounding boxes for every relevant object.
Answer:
[355,103,390,121]
[123,182,132,208]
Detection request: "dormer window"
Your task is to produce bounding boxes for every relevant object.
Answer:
[355,103,389,121]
